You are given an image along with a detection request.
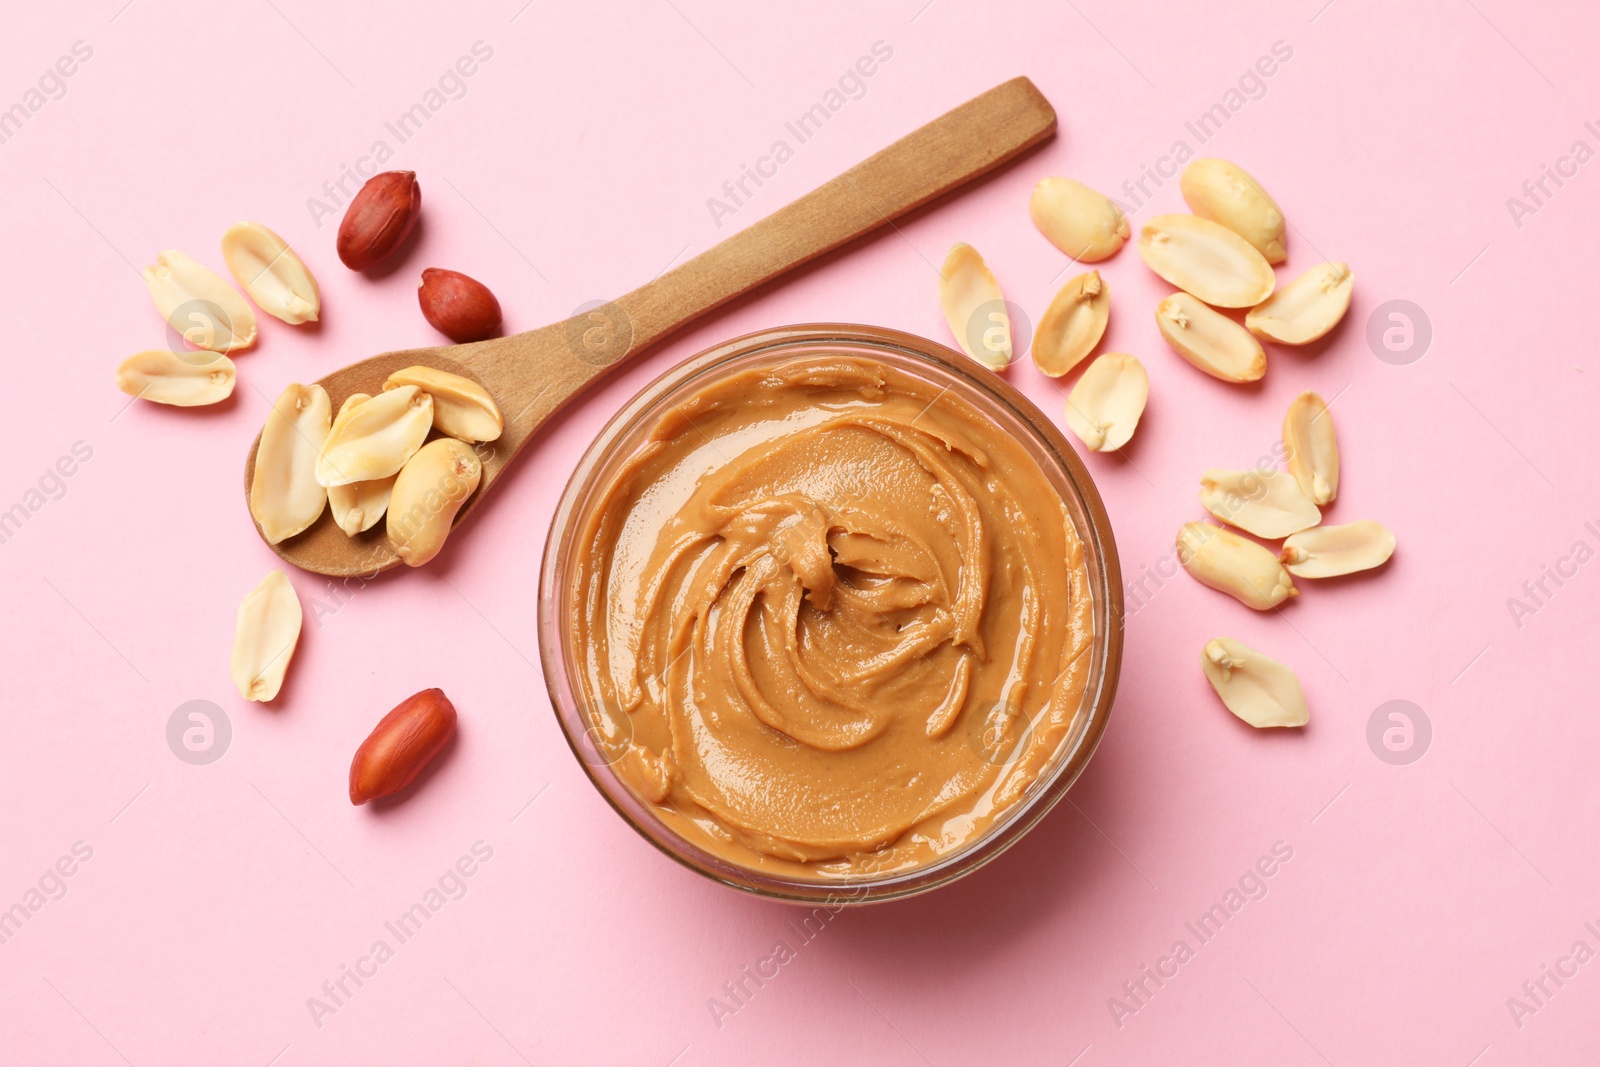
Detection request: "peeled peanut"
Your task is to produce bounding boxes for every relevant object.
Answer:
[1282,521,1395,579]
[386,438,482,567]
[221,221,320,325]
[1029,178,1129,262]
[1201,638,1308,727]
[315,386,432,488]
[1247,263,1354,345]
[230,570,302,702]
[250,383,331,544]
[1283,391,1339,505]
[383,365,503,443]
[1155,293,1266,383]
[115,349,235,407]
[1032,271,1109,377]
[1064,352,1147,452]
[142,250,257,352]
[1177,522,1297,610]
[1180,159,1287,264]
[938,242,1011,369]
[1139,215,1276,308]
[325,395,397,536]
[330,473,397,537]
[1199,468,1320,540]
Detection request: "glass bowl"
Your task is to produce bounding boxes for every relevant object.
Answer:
[538,324,1123,904]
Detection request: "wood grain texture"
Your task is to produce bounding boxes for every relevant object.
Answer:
[246,77,1056,576]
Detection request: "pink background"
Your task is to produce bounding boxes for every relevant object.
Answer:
[3,0,1597,1063]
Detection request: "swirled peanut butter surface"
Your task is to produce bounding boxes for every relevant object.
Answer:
[570,352,1093,880]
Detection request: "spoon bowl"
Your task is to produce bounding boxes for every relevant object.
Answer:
[243,322,601,576]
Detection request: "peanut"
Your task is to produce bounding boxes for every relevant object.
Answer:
[349,688,457,804]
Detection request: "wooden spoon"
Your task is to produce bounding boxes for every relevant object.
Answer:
[246,77,1057,577]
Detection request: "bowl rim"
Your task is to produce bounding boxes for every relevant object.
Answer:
[537,323,1124,904]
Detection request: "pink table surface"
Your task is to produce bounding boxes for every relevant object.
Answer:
[3,0,1598,1063]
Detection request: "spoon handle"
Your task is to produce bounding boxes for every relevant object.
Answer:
[607,76,1056,360]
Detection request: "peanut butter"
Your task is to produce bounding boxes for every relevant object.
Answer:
[569,352,1094,880]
